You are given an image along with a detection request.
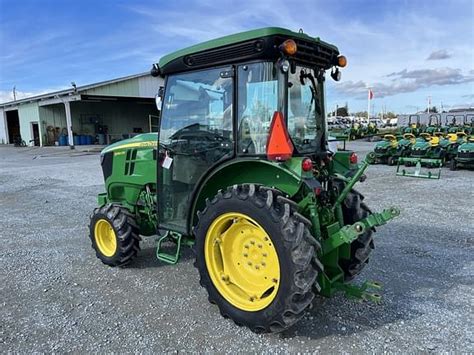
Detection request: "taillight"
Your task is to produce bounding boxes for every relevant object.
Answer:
[302,158,313,172]
[350,152,358,164]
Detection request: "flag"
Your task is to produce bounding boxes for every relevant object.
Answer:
[368,89,374,100]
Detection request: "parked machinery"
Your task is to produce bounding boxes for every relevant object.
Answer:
[443,114,464,134]
[371,134,398,165]
[423,114,442,135]
[450,135,474,170]
[87,27,399,333]
[408,133,446,166]
[345,122,365,140]
[438,132,468,162]
[401,115,422,136]
[462,115,474,135]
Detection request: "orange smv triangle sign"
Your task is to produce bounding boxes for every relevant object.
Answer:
[266,111,294,161]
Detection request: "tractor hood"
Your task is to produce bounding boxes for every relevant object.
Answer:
[101,133,158,154]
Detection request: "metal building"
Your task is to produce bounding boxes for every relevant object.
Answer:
[0,73,163,147]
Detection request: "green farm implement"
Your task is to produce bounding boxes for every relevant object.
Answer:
[88,27,399,333]
[422,114,442,135]
[450,135,474,170]
[371,133,415,165]
[371,134,399,165]
[462,115,474,135]
[345,122,365,140]
[409,133,446,166]
[443,114,465,134]
[438,132,468,161]
[399,114,421,136]
[396,157,442,179]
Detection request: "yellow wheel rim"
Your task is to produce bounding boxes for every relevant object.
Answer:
[204,212,280,312]
[94,219,117,257]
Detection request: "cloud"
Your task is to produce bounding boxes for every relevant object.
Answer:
[335,67,474,99]
[427,49,451,60]
[0,89,56,104]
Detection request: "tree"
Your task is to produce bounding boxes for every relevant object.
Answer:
[328,106,349,117]
[353,111,368,118]
[424,106,438,113]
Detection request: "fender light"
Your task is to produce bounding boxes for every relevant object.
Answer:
[266,111,294,161]
[350,152,358,164]
[302,158,313,172]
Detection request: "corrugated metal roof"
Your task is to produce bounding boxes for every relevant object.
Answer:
[0,72,152,108]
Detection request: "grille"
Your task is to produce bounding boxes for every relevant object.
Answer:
[411,149,427,157]
[293,38,336,68]
[184,41,263,67]
[458,151,474,159]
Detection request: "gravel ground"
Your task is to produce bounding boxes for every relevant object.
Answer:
[0,142,473,353]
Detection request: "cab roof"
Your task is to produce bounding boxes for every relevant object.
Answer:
[155,27,340,75]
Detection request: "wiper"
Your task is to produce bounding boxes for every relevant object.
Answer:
[299,70,321,115]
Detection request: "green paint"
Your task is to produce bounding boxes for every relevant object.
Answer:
[158,27,338,69]
[94,28,400,305]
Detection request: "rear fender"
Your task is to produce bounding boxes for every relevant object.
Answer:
[188,159,303,233]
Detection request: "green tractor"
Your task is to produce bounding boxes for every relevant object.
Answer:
[450,135,474,170]
[371,134,398,165]
[438,132,468,161]
[393,133,416,160]
[345,121,364,140]
[400,114,421,136]
[408,133,446,166]
[443,114,464,134]
[363,120,379,137]
[423,114,442,135]
[462,114,473,135]
[88,27,399,333]
[396,133,444,179]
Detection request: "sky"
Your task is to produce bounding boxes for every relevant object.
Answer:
[0,0,473,113]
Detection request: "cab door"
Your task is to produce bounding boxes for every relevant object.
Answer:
[157,67,234,234]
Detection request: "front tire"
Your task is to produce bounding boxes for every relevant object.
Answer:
[194,184,322,333]
[89,204,140,266]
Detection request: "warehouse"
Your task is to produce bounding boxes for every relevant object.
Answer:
[0,73,163,147]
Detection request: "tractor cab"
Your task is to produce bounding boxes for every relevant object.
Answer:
[424,114,441,135]
[444,114,464,134]
[404,115,421,135]
[151,28,347,233]
[463,114,474,135]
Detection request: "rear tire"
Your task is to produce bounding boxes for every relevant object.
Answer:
[450,159,457,171]
[332,183,374,281]
[387,156,395,166]
[194,184,322,333]
[89,204,140,267]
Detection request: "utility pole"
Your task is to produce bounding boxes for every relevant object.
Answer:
[12,86,16,101]
[367,86,372,121]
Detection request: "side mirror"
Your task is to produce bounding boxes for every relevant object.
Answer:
[155,86,164,111]
[331,67,341,81]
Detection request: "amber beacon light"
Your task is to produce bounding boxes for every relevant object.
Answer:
[279,39,297,55]
[337,55,347,67]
